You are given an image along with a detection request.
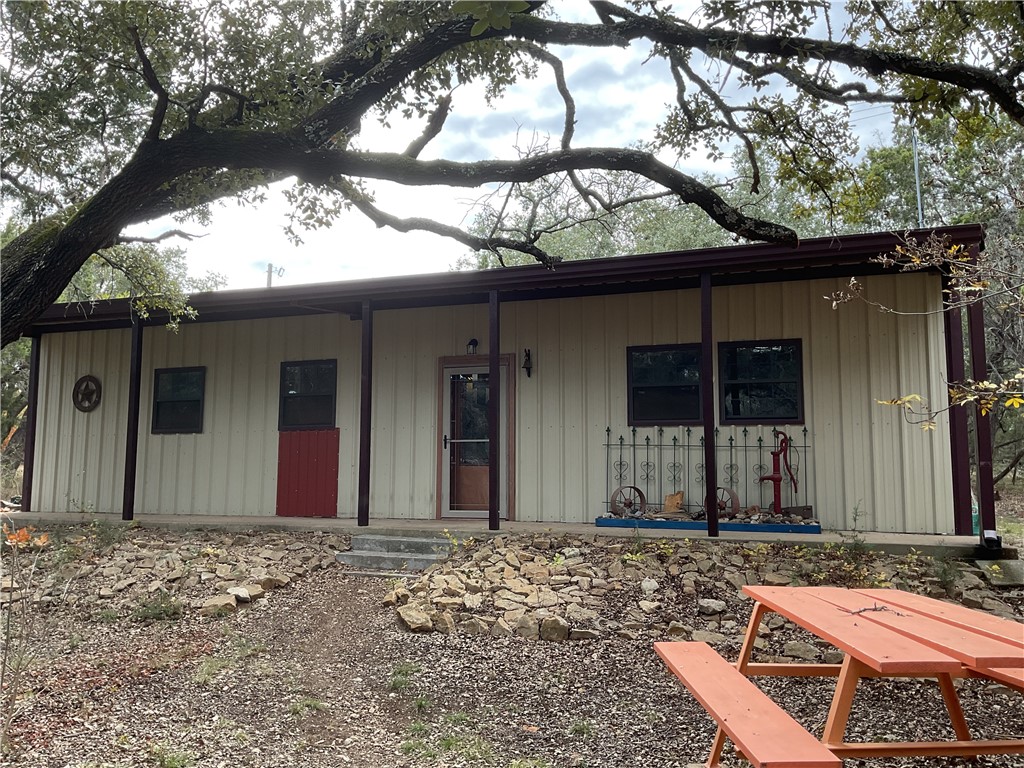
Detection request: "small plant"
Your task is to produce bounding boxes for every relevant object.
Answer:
[132,593,184,622]
[389,660,421,691]
[568,719,595,738]
[444,711,471,726]
[2,525,57,753]
[400,738,438,758]
[839,503,870,557]
[193,656,232,684]
[551,553,565,567]
[654,538,675,559]
[439,733,462,751]
[931,551,963,593]
[440,528,477,553]
[414,695,431,713]
[289,696,327,717]
[228,632,265,659]
[95,608,120,624]
[87,518,127,549]
[622,527,646,562]
[441,528,459,552]
[150,742,195,768]
[408,721,429,736]
[442,734,494,761]
[508,760,554,768]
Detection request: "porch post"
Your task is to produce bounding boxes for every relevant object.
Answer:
[357,299,373,526]
[488,290,501,531]
[20,335,42,513]
[122,318,144,521]
[966,292,997,548]
[700,272,719,537]
[941,276,972,535]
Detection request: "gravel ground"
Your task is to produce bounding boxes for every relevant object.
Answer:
[2,523,1022,768]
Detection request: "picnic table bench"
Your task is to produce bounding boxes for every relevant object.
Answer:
[656,586,1024,766]
[656,641,840,767]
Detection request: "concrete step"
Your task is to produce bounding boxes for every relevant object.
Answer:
[335,550,444,572]
[349,533,452,556]
[336,533,454,572]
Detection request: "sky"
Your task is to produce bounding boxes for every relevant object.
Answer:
[127,3,893,292]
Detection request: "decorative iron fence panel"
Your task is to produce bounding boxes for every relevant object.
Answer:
[603,426,812,516]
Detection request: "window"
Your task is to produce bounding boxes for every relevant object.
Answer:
[279,360,337,430]
[719,340,803,424]
[152,367,206,434]
[627,344,701,426]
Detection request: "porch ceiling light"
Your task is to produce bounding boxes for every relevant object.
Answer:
[467,338,479,355]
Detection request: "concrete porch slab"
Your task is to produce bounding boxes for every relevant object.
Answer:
[4,509,1012,560]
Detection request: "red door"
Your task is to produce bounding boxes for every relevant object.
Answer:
[276,429,340,517]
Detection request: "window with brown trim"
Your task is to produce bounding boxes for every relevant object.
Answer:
[719,340,803,424]
[152,367,206,434]
[279,360,337,430]
[627,344,701,426]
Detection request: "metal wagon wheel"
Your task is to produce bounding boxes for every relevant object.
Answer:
[610,485,647,518]
[716,486,740,518]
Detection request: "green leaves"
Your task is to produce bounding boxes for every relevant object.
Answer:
[452,1,531,36]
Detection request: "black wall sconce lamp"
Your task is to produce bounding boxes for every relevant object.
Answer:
[522,348,533,377]
[466,338,479,355]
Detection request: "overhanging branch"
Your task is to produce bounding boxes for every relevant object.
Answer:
[129,26,169,143]
[116,229,205,245]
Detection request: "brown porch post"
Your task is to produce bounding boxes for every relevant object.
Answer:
[122,319,144,521]
[357,299,373,526]
[20,335,42,512]
[488,290,501,531]
[941,276,972,535]
[966,293,997,546]
[701,272,719,537]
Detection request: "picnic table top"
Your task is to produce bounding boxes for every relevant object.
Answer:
[741,586,1024,678]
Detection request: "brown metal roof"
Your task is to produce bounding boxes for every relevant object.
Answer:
[31,224,984,333]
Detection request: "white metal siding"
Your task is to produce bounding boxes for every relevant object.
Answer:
[493,273,951,532]
[137,315,361,516]
[32,330,131,513]
[32,272,953,532]
[370,304,488,519]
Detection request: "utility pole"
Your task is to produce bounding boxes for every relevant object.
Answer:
[266,263,284,287]
[911,128,925,228]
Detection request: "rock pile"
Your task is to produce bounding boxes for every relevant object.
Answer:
[386,534,1022,651]
[3,527,347,618]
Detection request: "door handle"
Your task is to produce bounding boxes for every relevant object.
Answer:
[443,434,449,449]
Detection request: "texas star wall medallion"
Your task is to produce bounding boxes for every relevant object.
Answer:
[72,375,102,412]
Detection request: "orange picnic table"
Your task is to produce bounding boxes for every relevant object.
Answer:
[657,586,1023,767]
[740,586,1024,760]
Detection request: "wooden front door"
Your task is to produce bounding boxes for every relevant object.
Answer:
[440,364,509,518]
